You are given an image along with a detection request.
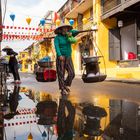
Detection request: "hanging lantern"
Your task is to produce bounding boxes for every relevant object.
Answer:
[26,17,32,25]
[82,18,88,24]
[10,13,15,22]
[69,19,74,26]
[28,133,33,140]
[40,18,46,26]
[55,19,60,26]
[42,131,47,138]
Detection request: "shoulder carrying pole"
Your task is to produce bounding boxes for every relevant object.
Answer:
[43,29,97,40]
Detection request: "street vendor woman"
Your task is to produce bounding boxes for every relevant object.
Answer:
[2,46,21,84]
[54,24,79,95]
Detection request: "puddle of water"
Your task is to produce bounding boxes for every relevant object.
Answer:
[0,85,140,140]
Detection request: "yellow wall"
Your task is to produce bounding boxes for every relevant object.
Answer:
[19,52,29,72]
[83,8,91,19]
[94,0,117,69]
[94,0,140,80]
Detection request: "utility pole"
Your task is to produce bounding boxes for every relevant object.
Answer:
[0,0,2,56]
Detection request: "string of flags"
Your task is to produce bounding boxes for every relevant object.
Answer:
[0,25,54,32]
[4,119,38,127]
[0,12,89,42]
[14,114,36,119]
[17,108,36,114]
[0,25,54,41]
[2,34,44,41]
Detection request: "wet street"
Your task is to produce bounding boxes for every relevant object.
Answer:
[1,73,140,140]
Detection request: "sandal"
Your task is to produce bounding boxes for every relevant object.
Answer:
[64,87,70,93]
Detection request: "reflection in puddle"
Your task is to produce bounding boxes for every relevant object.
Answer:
[0,85,140,140]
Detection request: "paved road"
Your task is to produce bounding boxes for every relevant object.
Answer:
[7,73,140,104]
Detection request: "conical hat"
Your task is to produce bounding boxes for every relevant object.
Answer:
[2,46,13,52]
[54,24,73,34]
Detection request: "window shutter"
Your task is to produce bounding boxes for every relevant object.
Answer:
[109,28,121,61]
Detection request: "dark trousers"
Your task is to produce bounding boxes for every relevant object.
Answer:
[9,85,20,113]
[57,99,75,139]
[9,65,20,81]
[56,57,75,90]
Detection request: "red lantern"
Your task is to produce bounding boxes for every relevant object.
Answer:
[14,27,17,29]
[6,26,9,29]
[18,27,21,29]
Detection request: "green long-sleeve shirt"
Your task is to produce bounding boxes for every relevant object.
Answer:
[54,30,79,57]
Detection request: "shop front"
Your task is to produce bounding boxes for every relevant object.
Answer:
[99,0,140,79]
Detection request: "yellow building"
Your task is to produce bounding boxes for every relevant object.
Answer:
[20,39,54,73]
[94,0,140,80]
[57,0,140,80]
[18,51,29,72]
[19,11,55,73]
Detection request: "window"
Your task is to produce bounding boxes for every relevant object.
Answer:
[109,29,121,61]
[77,13,83,30]
[90,7,93,20]
[109,21,137,62]
[22,54,25,58]
[120,21,137,60]
[25,65,28,69]
[102,0,121,13]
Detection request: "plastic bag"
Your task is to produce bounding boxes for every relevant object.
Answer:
[67,32,77,44]
[67,36,77,44]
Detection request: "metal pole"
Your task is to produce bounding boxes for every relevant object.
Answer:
[0,0,2,56]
